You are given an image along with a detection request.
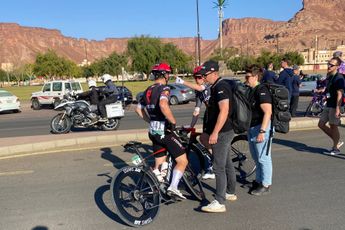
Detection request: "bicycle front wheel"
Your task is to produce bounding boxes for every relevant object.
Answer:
[231,134,256,179]
[111,166,160,227]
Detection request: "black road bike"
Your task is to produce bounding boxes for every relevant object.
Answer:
[111,127,254,227]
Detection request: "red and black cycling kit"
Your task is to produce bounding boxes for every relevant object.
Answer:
[139,83,185,158]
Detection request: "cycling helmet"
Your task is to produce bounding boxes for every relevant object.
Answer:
[193,65,203,78]
[101,74,112,83]
[151,63,172,79]
[88,80,97,88]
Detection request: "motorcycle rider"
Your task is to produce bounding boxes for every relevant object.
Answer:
[135,62,188,200]
[76,79,100,121]
[98,74,119,122]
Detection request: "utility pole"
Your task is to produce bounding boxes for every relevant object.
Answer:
[196,0,201,66]
[276,34,279,53]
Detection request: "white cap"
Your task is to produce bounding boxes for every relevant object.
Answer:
[88,80,97,88]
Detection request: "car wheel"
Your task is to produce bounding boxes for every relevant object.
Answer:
[169,96,179,105]
[32,98,41,110]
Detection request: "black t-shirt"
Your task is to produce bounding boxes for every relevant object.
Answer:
[250,84,272,127]
[326,72,345,108]
[205,78,233,134]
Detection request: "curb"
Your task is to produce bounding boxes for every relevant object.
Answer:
[1,117,345,158]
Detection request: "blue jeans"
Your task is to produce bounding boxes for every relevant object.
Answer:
[247,123,273,187]
[212,130,236,204]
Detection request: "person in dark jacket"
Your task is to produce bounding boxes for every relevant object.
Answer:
[290,65,302,117]
[261,62,276,83]
[98,74,119,121]
[76,79,100,121]
[276,58,293,100]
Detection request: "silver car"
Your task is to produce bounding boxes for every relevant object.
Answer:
[300,74,323,95]
[136,83,195,105]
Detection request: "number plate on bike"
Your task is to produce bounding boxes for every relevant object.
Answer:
[131,155,142,165]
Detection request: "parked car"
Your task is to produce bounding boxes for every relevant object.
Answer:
[31,80,83,110]
[136,83,195,105]
[300,74,323,95]
[0,89,21,113]
[116,86,133,106]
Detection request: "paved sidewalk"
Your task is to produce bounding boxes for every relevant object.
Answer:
[0,117,343,158]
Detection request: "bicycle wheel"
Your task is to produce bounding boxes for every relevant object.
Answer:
[182,163,205,201]
[310,102,323,117]
[304,102,313,117]
[231,135,256,179]
[111,166,160,227]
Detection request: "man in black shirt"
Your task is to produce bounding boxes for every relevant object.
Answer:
[245,65,273,196]
[318,57,345,155]
[199,60,237,213]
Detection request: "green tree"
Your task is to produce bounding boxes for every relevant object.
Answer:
[0,69,7,82]
[283,51,304,66]
[127,36,162,74]
[227,56,255,73]
[160,43,192,73]
[210,47,239,62]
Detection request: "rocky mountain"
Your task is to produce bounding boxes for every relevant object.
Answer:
[0,0,344,66]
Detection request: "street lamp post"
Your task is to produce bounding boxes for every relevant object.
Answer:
[196,0,201,66]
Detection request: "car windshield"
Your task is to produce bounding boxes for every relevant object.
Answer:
[0,91,13,97]
[71,82,82,91]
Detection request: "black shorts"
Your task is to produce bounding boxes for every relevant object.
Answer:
[148,132,185,159]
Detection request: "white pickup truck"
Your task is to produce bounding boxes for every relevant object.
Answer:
[31,80,83,110]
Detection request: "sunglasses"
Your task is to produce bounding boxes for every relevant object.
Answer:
[327,63,338,68]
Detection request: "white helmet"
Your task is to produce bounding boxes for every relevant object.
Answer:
[101,74,112,83]
[88,80,97,88]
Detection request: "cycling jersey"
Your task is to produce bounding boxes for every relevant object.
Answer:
[139,83,170,135]
[195,84,211,108]
[138,83,185,158]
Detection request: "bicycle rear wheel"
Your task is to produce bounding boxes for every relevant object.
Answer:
[111,166,160,227]
[182,163,205,201]
[231,135,256,179]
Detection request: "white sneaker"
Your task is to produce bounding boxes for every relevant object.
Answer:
[225,193,237,201]
[152,169,164,183]
[201,200,226,213]
[202,172,216,180]
[324,149,341,155]
[167,186,186,200]
[337,141,344,149]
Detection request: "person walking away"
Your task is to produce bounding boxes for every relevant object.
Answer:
[290,65,302,117]
[175,66,215,179]
[198,60,237,213]
[245,65,273,196]
[318,57,345,155]
[261,62,276,83]
[98,74,119,122]
[136,63,188,199]
[276,58,293,100]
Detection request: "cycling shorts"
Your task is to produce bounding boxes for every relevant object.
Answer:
[148,132,185,159]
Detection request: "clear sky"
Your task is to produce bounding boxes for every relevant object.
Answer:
[0,0,303,41]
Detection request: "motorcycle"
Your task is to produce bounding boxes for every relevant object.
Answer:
[50,93,124,134]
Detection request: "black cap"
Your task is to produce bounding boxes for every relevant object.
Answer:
[199,60,219,75]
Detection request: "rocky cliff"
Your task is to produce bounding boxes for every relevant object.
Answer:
[1,0,345,66]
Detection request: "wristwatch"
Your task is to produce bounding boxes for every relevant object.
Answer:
[259,129,266,133]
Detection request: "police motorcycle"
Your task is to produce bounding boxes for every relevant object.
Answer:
[50,91,124,134]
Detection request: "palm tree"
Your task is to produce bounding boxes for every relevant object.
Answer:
[213,0,228,57]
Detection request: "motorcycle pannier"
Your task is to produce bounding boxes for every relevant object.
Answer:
[106,102,124,118]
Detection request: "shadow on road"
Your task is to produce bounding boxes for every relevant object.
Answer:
[273,138,345,160]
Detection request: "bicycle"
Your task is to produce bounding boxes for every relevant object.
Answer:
[176,127,255,180]
[111,138,205,227]
[111,127,254,227]
[304,92,326,117]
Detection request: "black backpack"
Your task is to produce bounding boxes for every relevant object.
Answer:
[261,83,291,134]
[226,80,252,134]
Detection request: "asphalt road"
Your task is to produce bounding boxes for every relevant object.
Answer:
[0,129,344,230]
[0,97,312,138]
